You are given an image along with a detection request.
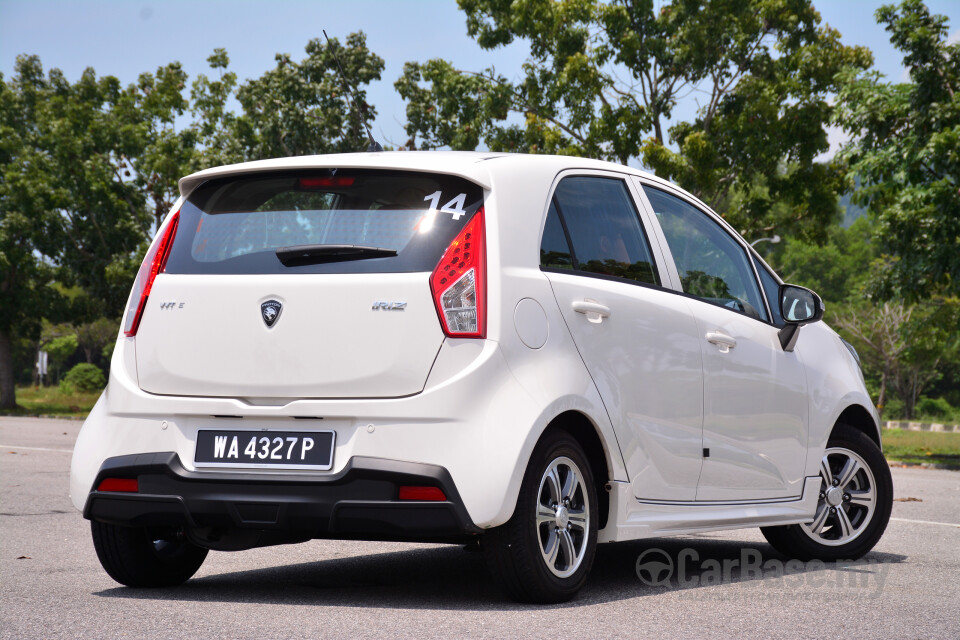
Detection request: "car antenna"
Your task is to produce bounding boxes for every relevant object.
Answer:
[323,29,383,152]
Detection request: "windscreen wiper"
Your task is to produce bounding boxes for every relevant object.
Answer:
[275,244,398,267]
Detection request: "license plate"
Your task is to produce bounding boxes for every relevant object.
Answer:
[195,430,335,469]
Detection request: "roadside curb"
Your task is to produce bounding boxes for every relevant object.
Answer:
[883,421,960,433]
[888,460,960,471]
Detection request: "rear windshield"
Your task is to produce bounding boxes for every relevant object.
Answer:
[164,170,484,274]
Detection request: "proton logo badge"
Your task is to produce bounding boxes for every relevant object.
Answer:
[260,300,282,328]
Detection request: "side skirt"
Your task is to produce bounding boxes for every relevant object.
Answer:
[598,476,820,543]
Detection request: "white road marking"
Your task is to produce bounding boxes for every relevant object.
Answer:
[891,517,960,528]
[0,444,73,453]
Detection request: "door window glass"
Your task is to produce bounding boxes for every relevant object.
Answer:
[540,201,574,270]
[643,186,768,321]
[548,177,659,285]
[755,258,784,325]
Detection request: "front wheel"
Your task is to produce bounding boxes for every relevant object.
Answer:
[91,521,208,587]
[484,431,598,603]
[761,425,892,561]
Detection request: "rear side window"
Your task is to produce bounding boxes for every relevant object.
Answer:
[539,201,574,270]
[165,170,484,274]
[542,177,660,286]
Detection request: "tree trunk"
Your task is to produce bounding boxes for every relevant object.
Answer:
[877,369,888,419]
[0,328,17,409]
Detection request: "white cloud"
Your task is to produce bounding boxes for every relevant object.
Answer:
[948,28,960,46]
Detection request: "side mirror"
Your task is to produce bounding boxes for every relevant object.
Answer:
[778,284,824,351]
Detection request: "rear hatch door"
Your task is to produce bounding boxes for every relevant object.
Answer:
[135,169,484,399]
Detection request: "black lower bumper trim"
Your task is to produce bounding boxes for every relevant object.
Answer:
[83,452,479,547]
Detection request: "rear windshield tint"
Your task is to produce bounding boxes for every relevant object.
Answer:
[164,170,484,274]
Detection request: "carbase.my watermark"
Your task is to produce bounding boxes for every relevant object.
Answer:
[635,547,890,598]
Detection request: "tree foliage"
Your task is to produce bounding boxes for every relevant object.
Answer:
[835,0,960,301]
[396,0,872,242]
[0,33,383,408]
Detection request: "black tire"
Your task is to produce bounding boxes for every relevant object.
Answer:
[761,424,892,561]
[484,430,598,603]
[91,521,208,587]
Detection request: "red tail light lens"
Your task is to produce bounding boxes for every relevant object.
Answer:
[430,208,486,338]
[123,211,180,337]
[97,478,139,493]
[398,486,447,501]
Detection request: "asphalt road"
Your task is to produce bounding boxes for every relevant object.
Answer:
[2,416,958,639]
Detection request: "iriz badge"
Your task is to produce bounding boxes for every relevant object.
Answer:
[260,300,282,327]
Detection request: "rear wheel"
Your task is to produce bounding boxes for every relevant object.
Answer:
[484,431,598,603]
[91,521,208,587]
[761,425,892,561]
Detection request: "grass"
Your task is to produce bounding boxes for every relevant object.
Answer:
[2,387,958,467]
[881,428,960,467]
[0,385,100,418]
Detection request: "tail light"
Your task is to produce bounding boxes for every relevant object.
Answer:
[430,208,486,338]
[123,211,180,337]
[97,478,139,493]
[398,486,447,501]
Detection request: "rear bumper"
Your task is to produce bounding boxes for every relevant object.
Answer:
[83,453,480,548]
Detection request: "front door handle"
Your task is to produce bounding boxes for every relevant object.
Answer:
[705,331,737,353]
[572,300,611,324]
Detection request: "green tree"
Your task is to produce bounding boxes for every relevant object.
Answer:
[41,328,78,384]
[396,0,871,242]
[834,0,959,301]
[835,298,960,419]
[0,56,191,407]
[1,59,68,408]
[774,216,877,303]
[76,317,119,366]
[232,32,384,159]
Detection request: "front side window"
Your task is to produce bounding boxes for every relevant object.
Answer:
[643,186,768,321]
[754,257,784,326]
[541,177,659,286]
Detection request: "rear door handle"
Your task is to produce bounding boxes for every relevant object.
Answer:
[705,331,737,353]
[572,300,611,324]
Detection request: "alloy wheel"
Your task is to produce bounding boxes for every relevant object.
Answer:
[800,447,877,546]
[536,456,590,578]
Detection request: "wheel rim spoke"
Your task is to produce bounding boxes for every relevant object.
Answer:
[544,467,562,505]
[835,506,855,538]
[543,529,560,567]
[807,503,830,534]
[558,529,576,567]
[537,503,556,526]
[848,489,874,506]
[820,456,833,486]
[836,456,861,489]
[567,508,587,531]
[561,466,580,503]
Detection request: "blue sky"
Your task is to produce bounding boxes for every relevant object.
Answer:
[2,0,958,153]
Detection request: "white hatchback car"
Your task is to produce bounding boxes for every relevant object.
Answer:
[71,152,891,602]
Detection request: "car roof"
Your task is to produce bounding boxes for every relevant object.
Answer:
[178,151,685,202]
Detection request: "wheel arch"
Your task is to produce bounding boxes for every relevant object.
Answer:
[835,404,882,449]
[540,410,613,530]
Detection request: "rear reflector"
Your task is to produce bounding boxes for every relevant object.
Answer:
[97,478,139,493]
[398,486,447,501]
[123,210,180,337]
[299,176,356,188]
[429,208,486,338]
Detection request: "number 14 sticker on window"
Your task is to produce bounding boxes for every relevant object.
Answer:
[420,191,468,233]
